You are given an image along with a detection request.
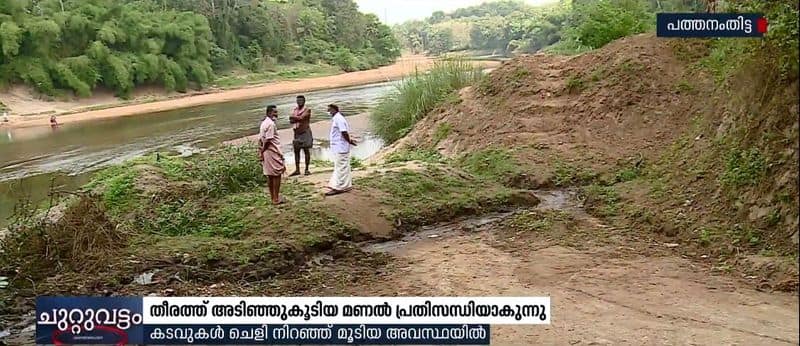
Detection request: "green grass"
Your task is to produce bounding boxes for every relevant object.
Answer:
[433,123,452,144]
[589,68,605,82]
[311,159,333,168]
[84,165,139,216]
[189,144,266,196]
[370,59,483,144]
[131,153,191,180]
[720,147,768,188]
[582,184,621,217]
[552,161,596,187]
[358,166,522,229]
[614,158,644,183]
[506,211,553,233]
[696,225,764,250]
[350,157,364,169]
[542,38,592,55]
[384,148,444,164]
[565,75,586,94]
[458,149,520,182]
[675,79,695,94]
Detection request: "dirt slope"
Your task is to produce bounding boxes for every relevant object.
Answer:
[388,33,703,171]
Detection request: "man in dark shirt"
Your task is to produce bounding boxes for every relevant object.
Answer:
[289,95,313,176]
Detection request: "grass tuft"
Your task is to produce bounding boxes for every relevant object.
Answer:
[370,59,482,144]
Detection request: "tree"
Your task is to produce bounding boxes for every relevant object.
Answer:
[0,0,402,97]
[428,10,447,24]
[427,26,453,55]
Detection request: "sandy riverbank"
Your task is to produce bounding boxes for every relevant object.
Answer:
[1,57,499,129]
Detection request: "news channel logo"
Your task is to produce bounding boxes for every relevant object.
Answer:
[35,296,143,345]
[657,13,768,38]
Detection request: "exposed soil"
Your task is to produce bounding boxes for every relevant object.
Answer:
[315,189,799,344]
[385,34,703,169]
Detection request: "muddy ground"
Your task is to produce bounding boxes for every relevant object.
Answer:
[348,191,799,345]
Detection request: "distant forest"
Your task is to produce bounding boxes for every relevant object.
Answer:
[0,0,401,98]
[393,0,705,56]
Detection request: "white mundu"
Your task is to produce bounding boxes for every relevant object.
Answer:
[328,112,352,191]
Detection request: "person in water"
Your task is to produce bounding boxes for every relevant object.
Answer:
[289,95,313,176]
[325,104,357,196]
[50,115,58,126]
[259,105,286,205]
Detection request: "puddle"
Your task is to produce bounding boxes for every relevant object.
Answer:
[363,188,586,254]
[363,211,516,253]
[535,188,584,213]
[283,134,384,165]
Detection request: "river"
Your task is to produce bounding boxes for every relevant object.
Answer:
[0,81,395,226]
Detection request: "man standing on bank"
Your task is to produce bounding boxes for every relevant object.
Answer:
[259,105,286,205]
[289,95,313,176]
[325,104,357,196]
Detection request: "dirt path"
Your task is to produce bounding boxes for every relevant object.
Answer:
[2,56,501,129]
[344,191,800,345]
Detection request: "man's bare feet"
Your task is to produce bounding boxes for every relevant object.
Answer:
[289,171,301,177]
[304,170,311,176]
[324,189,343,196]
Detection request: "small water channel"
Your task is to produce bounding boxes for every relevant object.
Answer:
[362,189,584,254]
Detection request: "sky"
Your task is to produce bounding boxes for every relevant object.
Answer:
[355,0,559,25]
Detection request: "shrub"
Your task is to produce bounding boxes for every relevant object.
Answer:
[370,59,482,144]
[565,0,653,50]
[330,47,358,72]
[190,145,266,196]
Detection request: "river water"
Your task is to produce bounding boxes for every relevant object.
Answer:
[0,81,396,225]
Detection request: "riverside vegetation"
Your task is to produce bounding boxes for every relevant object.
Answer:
[393,0,705,56]
[0,0,401,98]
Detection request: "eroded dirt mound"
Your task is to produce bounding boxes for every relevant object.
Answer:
[391,33,706,172]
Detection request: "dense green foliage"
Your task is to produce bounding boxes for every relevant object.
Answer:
[370,59,482,144]
[0,0,400,98]
[394,0,703,56]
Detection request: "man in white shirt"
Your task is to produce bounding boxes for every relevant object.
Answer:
[325,104,357,196]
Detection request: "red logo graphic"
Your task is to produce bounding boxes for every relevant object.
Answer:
[52,325,128,346]
[756,17,768,33]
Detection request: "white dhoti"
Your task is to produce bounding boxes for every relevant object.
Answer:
[328,151,352,191]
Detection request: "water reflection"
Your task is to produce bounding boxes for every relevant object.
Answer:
[283,135,384,164]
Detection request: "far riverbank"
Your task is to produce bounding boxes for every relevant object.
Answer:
[1,58,500,130]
